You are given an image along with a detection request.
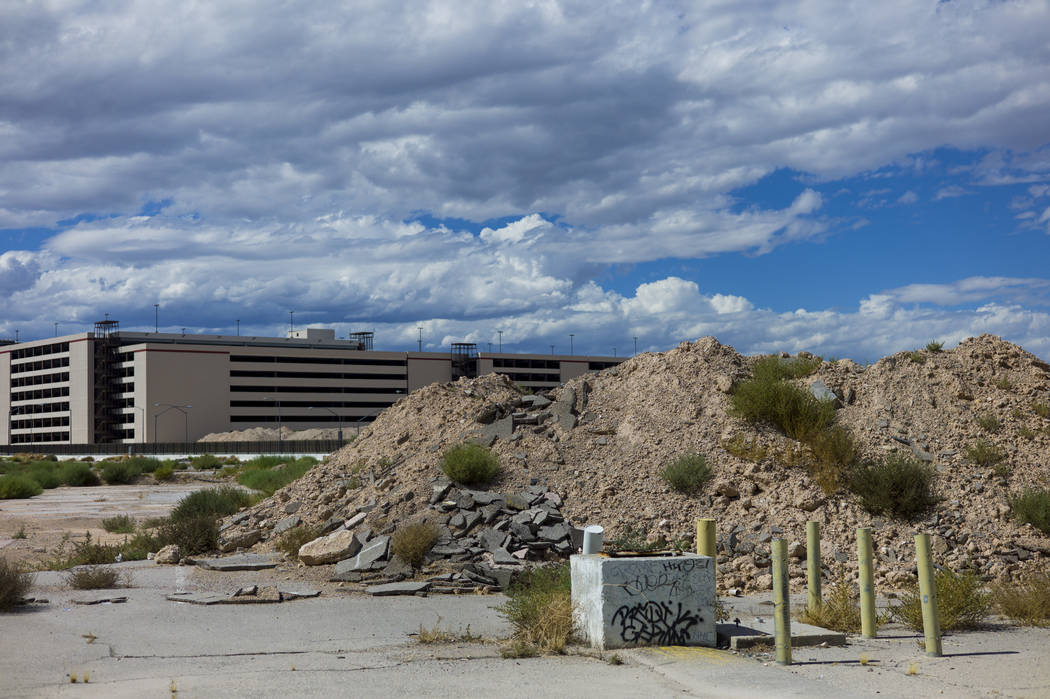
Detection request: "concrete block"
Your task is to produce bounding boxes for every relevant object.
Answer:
[571,554,716,650]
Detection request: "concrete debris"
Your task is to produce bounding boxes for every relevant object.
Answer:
[195,553,282,571]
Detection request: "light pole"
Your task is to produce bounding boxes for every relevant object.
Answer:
[154,403,192,444]
[54,322,58,337]
[613,348,616,357]
[569,334,574,356]
[154,304,159,332]
[550,344,555,356]
[417,327,422,351]
[289,311,294,335]
[634,336,638,354]
[236,319,240,336]
[308,406,343,444]
[497,330,503,352]
[264,396,282,445]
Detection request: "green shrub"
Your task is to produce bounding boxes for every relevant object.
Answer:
[100,461,140,485]
[101,514,135,534]
[847,455,937,520]
[26,463,62,489]
[660,453,712,494]
[0,475,43,499]
[153,464,175,481]
[170,486,250,522]
[1008,488,1050,534]
[45,534,124,569]
[391,522,441,567]
[730,375,835,441]
[909,351,926,364]
[925,340,943,352]
[159,515,218,555]
[121,530,165,560]
[0,558,33,611]
[124,456,162,473]
[1018,427,1037,441]
[236,457,316,496]
[191,454,222,469]
[797,573,869,633]
[975,413,1001,433]
[497,563,574,653]
[1034,402,1050,419]
[893,569,991,632]
[806,425,857,494]
[607,525,665,553]
[440,443,502,485]
[964,439,1006,467]
[722,434,768,461]
[992,571,1050,627]
[60,462,101,487]
[994,376,1015,391]
[65,565,127,590]
[275,525,323,559]
[244,455,288,469]
[750,355,822,381]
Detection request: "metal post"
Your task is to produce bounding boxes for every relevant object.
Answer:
[236,319,240,336]
[417,327,422,351]
[696,518,716,579]
[772,538,791,665]
[634,336,638,354]
[569,334,574,355]
[857,527,876,638]
[807,521,822,614]
[154,304,158,332]
[497,330,503,352]
[915,533,943,657]
[153,413,158,446]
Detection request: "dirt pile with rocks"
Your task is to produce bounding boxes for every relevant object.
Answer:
[220,334,1050,593]
[201,426,340,442]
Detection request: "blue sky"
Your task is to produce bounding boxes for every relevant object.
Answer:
[1,1,1049,361]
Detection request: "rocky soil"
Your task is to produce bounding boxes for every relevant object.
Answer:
[219,334,1050,593]
[201,426,341,442]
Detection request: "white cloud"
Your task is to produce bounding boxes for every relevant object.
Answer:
[935,185,970,200]
[897,190,918,205]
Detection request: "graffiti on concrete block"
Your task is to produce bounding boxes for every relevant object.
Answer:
[611,600,703,645]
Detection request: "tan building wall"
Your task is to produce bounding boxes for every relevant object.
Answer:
[407,356,452,392]
[136,345,231,442]
[69,337,94,444]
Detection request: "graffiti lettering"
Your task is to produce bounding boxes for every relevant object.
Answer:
[611,601,702,645]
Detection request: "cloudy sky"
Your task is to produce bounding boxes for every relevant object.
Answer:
[2,1,1050,361]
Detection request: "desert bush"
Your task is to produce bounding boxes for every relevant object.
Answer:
[994,376,1015,391]
[607,525,664,553]
[46,534,124,569]
[236,457,316,496]
[908,351,926,364]
[64,565,128,590]
[964,439,1005,467]
[992,571,1050,627]
[125,456,161,473]
[159,515,218,555]
[191,454,222,470]
[1018,426,1037,441]
[797,573,868,633]
[925,340,943,352]
[730,375,835,441]
[0,558,33,611]
[498,563,574,653]
[660,453,712,494]
[750,355,823,381]
[806,425,857,494]
[391,521,441,567]
[244,455,288,469]
[1008,488,1050,534]
[101,514,135,534]
[1034,402,1050,419]
[60,462,100,487]
[275,525,322,558]
[100,461,140,485]
[847,455,937,520]
[440,443,502,485]
[975,413,1001,434]
[0,475,43,499]
[722,434,768,461]
[26,463,62,489]
[153,464,175,481]
[893,569,991,632]
[170,486,250,522]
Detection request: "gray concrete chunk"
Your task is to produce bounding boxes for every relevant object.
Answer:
[273,515,301,536]
[195,553,282,571]
[366,582,431,596]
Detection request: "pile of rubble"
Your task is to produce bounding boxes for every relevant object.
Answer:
[217,334,1050,594]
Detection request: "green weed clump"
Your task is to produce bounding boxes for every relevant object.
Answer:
[191,454,222,470]
[893,569,991,632]
[26,463,62,489]
[964,440,1006,468]
[170,486,250,522]
[0,475,42,499]
[236,457,317,496]
[100,461,140,485]
[64,565,127,590]
[992,571,1050,627]
[159,516,218,555]
[1008,488,1050,534]
[847,455,937,520]
[660,453,712,494]
[0,558,33,611]
[101,515,135,534]
[124,456,161,473]
[722,434,768,462]
[59,462,100,487]
[730,373,835,441]
[440,443,501,486]
[391,522,441,567]
[806,425,857,494]
[797,573,872,633]
[975,413,1001,434]
[1033,402,1050,419]
[925,340,944,352]
[497,563,574,654]
[909,351,927,364]
[275,525,322,558]
[153,464,175,481]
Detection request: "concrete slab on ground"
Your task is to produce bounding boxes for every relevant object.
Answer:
[718,616,847,649]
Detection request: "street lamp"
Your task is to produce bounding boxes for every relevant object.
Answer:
[417,327,423,352]
[308,406,343,444]
[569,334,574,356]
[153,403,192,444]
[264,396,282,445]
[154,304,159,333]
[497,330,503,352]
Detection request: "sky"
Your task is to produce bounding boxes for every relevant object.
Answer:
[2,1,1050,362]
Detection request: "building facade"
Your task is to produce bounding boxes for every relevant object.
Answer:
[0,323,622,445]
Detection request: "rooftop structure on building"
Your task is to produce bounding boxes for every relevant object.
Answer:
[0,322,623,446]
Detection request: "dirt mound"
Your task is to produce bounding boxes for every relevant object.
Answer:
[200,427,340,442]
[221,335,1050,593]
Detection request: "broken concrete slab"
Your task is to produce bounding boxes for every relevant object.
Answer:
[718,617,846,650]
[195,553,282,571]
[72,596,127,605]
[273,515,301,536]
[330,535,390,580]
[366,581,431,596]
[217,528,262,553]
[298,529,362,565]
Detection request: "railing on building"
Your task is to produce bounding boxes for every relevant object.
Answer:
[0,440,347,456]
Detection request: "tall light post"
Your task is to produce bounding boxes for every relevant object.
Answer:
[289,311,294,335]
[154,304,159,332]
[550,344,555,355]
[417,327,423,351]
[264,396,282,445]
[236,319,240,336]
[308,406,343,444]
[497,330,503,352]
[569,334,574,356]
[634,336,638,355]
[54,322,58,337]
[154,403,192,444]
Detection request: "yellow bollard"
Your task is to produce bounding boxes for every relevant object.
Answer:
[697,518,716,579]
[806,521,821,614]
[771,538,791,665]
[915,533,943,657]
[857,527,876,638]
